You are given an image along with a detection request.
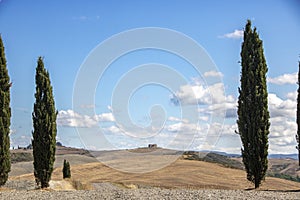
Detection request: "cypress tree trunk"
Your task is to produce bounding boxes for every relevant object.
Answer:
[32,57,57,188]
[0,35,11,186]
[237,20,270,189]
[297,61,300,166]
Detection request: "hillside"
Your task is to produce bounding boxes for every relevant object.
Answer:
[8,146,300,191]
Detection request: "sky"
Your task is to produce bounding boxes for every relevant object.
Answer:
[0,0,300,154]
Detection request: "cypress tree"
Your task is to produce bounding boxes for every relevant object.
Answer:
[32,57,57,188]
[62,159,71,179]
[236,20,270,189]
[297,61,300,166]
[0,35,11,186]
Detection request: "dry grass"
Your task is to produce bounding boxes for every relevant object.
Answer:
[48,159,300,191]
[112,182,138,189]
[69,179,93,190]
[9,148,300,191]
[0,187,12,191]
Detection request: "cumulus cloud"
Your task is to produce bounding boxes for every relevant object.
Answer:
[94,112,115,122]
[268,72,297,85]
[58,79,299,154]
[171,83,226,105]
[170,84,209,105]
[171,81,237,118]
[268,93,296,118]
[286,91,297,100]
[199,95,237,118]
[269,116,297,154]
[57,110,115,128]
[219,30,244,39]
[204,70,224,78]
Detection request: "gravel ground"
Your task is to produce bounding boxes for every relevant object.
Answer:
[0,181,299,200]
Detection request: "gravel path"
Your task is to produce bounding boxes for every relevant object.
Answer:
[0,181,299,200]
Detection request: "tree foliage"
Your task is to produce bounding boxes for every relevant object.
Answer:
[32,57,57,188]
[0,35,11,186]
[297,61,300,166]
[62,159,71,179]
[236,20,270,189]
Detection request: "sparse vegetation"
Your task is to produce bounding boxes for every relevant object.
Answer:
[10,152,33,163]
[268,172,300,183]
[70,179,92,190]
[183,152,244,170]
[0,35,11,186]
[236,20,270,188]
[32,57,57,188]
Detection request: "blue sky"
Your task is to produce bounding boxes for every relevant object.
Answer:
[0,0,300,154]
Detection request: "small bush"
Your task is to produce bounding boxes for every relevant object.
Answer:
[62,159,71,179]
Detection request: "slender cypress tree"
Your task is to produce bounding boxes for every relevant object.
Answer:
[32,57,57,188]
[0,35,11,186]
[62,159,71,179]
[297,61,300,166]
[236,20,270,189]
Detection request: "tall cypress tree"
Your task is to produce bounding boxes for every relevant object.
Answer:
[237,20,270,189]
[32,57,57,188]
[0,35,11,186]
[296,61,300,166]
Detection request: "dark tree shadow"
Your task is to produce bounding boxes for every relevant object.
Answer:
[244,188,300,192]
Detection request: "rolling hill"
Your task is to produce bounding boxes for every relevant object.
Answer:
[8,146,300,191]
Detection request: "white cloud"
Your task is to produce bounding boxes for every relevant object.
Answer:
[171,81,236,118]
[269,117,297,154]
[171,83,226,105]
[167,116,189,123]
[57,110,97,128]
[166,122,200,133]
[108,105,113,111]
[268,72,297,85]
[57,110,115,128]
[199,95,237,118]
[103,125,122,135]
[199,116,209,121]
[94,113,115,122]
[286,91,297,100]
[204,70,224,78]
[219,30,244,39]
[57,82,299,154]
[268,93,296,118]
